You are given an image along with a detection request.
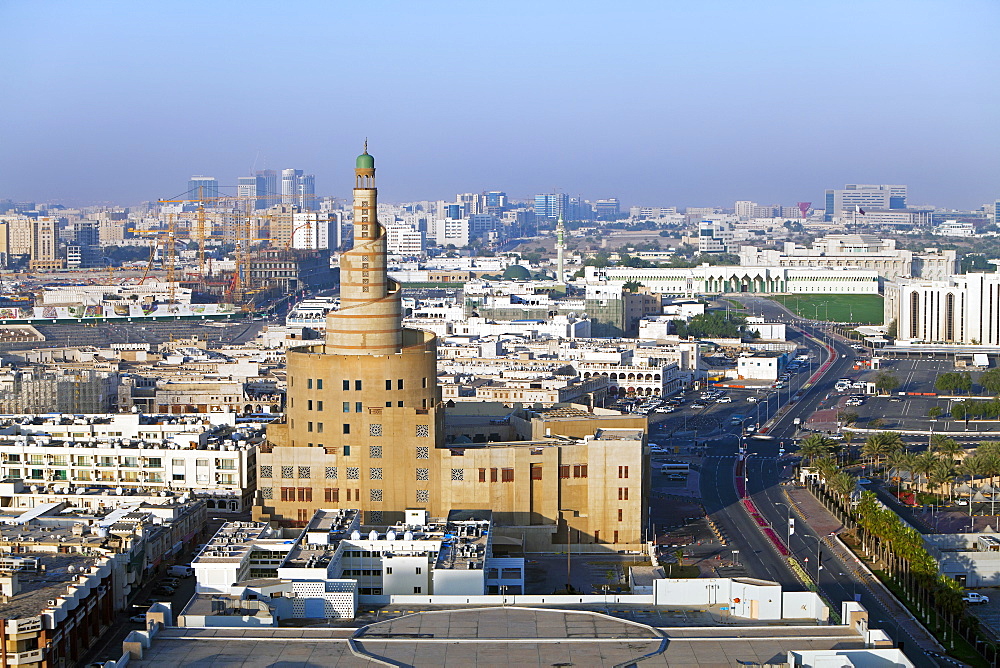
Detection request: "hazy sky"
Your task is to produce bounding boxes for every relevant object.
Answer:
[2,1,997,209]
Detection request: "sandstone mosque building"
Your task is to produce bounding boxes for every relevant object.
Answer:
[253,148,648,551]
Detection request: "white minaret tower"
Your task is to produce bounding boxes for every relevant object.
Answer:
[556,213,566,283]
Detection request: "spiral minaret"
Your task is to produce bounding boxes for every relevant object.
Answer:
[324,145,403,354]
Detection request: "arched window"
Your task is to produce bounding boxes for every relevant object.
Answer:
[945,293,955,341]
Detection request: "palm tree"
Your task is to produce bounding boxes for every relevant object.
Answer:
[830,471,857,507]
[863,431,903,474]
[799,434,836,463]
[932,436,963,464]
[814,455,839,483]
[913,451,939,494]
[928,460,956,505]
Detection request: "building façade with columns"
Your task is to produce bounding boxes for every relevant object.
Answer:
[884,273,1000,345]
[253,149,648,552]
[584,264,880,296]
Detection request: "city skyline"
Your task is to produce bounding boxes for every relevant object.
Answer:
[1,1,997,209]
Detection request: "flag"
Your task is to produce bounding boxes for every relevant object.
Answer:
[856,206,866,215]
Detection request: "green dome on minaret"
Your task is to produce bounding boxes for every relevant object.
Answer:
[356,140,374,169]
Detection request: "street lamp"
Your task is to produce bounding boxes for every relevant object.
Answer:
[802,533,822,579]
[774,502,793,546]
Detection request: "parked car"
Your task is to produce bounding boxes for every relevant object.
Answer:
[716,396,732,404]
[964,592,990,605]
[153,586,176,596]
[129,614,147,624]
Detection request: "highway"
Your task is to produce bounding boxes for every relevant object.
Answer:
[696,296,945,667]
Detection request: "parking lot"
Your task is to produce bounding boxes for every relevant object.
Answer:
[965,587,1000,636]
[823,355,1000,435]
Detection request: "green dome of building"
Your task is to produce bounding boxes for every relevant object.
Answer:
[356,151,374,169]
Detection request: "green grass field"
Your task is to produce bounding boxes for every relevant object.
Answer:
[771,294,884,324]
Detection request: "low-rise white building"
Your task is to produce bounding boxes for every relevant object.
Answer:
[736,352,786,381]
[189,508,525,620]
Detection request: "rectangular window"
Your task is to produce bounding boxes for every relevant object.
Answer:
[298,508,309,523]
[415,567,422,574]
[501,468,514,482]
[343,402,351,413]
[307,422,313,432]
[530,464,542,480]
[343,445,351,456]
[355,402,362,413]
[298,488,312,502]
[308,400,313,410]
[413,586,422,594]
[317,423,323,433]
[343,380,350,391]
[316,379,323,390]
[478,468,486,482]
[490,468,498,482]
[594,530,600,543]
[618,488,629,501]
[422,377,427,388]
[307,379,313,390]
[355,380,362,391]
[385,567,392,575]
[581,465,588,478]
[618,508,623,522]
[343,424,350,434]
[317,401,323,411]
[559,465,570,479]
[618,465,628,479]
[397,379,403,390]
[325,488,339,502]
[385,401,392,407]
[613,530,619,544]
[386,379,392,390]
[398,401,403,407]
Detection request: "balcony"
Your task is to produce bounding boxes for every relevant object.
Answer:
[5,618,41,633]
[8,648,44,664]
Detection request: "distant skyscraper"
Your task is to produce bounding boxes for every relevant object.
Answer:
[256,170,279,207]
[534,193,568,221]
[824,184,907,221]
[237,175,267,209]
[281,169,302,205]
[594,198,620,220]
[281,169,315,210]
[188,176,219,200]
[484,191,507,210]
[298,174,316,211]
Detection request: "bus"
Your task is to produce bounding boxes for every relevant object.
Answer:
[660,462,690,475]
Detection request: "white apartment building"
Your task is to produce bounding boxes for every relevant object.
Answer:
[885,273,1000,345]
[698,220,734,253]
[432,218,470,247]
[385,222,425,256]
[0,414,257,512]
[824,184,907,221]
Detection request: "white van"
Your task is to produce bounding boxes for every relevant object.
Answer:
[168,565,194,577]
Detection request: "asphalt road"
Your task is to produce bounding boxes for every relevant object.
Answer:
[705,296,942,667]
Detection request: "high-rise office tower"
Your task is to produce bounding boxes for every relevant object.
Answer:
[824,184,907,221]
[188,176,219,200]
[237,175,267,209]
[281,169,303,205]
[298,174,316,211]
[256,170,279,208]
[594,198,620,220]
[281,169,316,210]
[534,193,568,221]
